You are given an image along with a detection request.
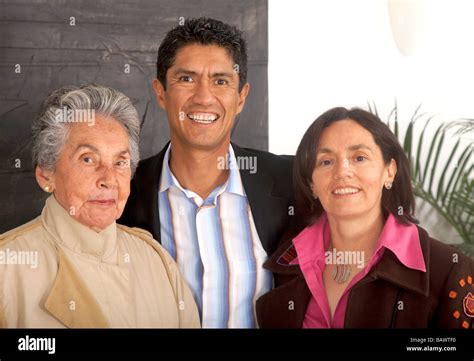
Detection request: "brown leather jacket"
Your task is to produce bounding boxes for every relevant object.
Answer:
[256,226,474,328]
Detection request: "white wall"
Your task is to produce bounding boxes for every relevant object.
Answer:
[268,0,474,243]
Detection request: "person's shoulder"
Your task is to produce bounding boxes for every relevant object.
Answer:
[116,224,174,264]
[232,144,294,175]
[431,237,472,260]
[422,229,473,269]
[134,151,165,176]
[0,216,44,250]
[233,144,293,162]
[138,152,163,168]
[419,229,474,328]
[117,223,153,237]
[132,143,169,178]
[117,223,156,248]
[418,226,474,289]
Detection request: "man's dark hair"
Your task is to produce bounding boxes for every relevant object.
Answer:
[157,17,248,92]
[293,107,418,229]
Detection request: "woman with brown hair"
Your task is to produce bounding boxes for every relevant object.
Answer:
[256,107,473,328]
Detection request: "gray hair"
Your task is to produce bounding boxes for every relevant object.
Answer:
[32,84,141,175]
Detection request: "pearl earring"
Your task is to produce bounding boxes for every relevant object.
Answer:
[44,185,53,193]
[385,181,392,190]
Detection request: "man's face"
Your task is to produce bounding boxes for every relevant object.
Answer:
[153,44,249,151]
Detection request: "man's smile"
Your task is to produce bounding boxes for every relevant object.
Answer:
[186,111,221,124]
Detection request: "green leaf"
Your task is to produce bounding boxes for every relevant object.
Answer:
[404,119,414,165]
[421,123,445,190]
[428,131,446,194]
[446,148,472,213]
[443,145,472,203]
[437,139,460,202]
[415,116,434,182]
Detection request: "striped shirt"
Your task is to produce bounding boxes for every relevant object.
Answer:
[158,144,273,328]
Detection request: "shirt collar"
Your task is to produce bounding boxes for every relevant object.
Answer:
[376,213,426,272]
[291,212,426,273]
[225,145,246,196]
[291,213,330,268]
[158,144,175,193]
[158,143,246,198]
[41,195,117,262]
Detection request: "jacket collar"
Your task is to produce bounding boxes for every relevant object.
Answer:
[263,235,303,276]
[130,142,168,241]
[41,195,118,262]
[264,223,432,296]
[44,249,109,328]
[232,143,286,198]
[40,195,113,327]
[231,143,291,254]
[366,226,430,297]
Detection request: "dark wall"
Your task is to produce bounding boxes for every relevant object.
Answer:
[0,0,268,233]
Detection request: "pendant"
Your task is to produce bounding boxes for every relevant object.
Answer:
[332,264,351,284]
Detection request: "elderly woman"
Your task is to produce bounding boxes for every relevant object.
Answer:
[257,107,473,328]
[0,84,200,328]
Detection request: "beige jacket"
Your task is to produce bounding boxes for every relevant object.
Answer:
[0,196,200,328]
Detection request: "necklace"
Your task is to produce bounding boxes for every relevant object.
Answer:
[331,264,352,284]
[327,239,372,284]
[330,256,370,284]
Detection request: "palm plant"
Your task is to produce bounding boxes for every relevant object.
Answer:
[368,102,473,250]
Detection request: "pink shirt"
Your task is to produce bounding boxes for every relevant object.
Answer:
[291,212,426,328]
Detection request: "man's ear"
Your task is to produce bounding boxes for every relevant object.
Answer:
[35,166,55,191]
[236,83,250,115]
[152,78,166,110]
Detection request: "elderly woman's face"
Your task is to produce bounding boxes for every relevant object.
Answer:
[311,119,396,220]
[44,116,132,231]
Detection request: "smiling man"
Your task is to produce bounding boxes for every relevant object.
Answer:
[119,18,294,328]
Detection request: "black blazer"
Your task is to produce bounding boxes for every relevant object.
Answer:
[119,142,294,256]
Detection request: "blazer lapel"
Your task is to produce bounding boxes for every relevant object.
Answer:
[44,250,109,328]
[128,143,169,242]
[232,143,292,255]
[256,275,310,328]
[257,237,310,328]
[345,227,431,328]
[368,226,430,297]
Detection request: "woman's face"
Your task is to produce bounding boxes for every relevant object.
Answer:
[311,119,396,221]
[38,116,132,232]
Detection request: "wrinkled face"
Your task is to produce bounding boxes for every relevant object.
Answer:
[40,116,132,232]
[153,44,249,151]
[311,119,396,220]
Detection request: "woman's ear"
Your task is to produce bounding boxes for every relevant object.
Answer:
[387,158,398,183]
[35,166,56,192]
[310,182,318,199]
